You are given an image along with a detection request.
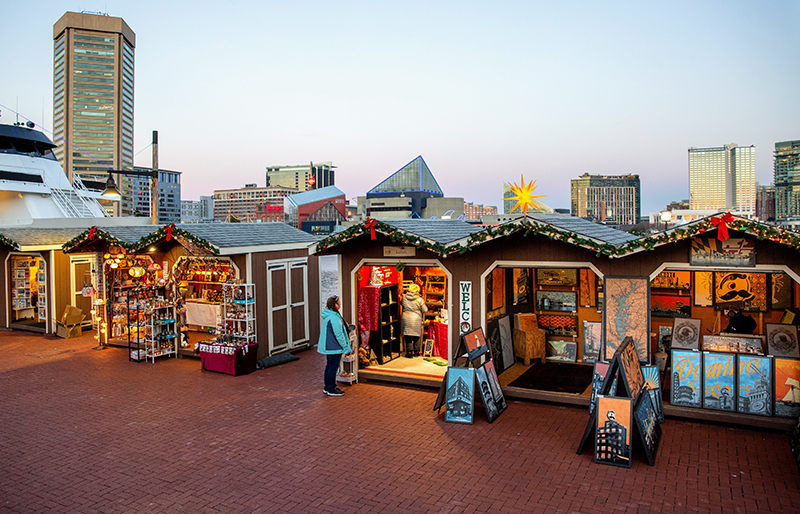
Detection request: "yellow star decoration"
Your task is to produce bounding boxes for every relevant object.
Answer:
[508,175,546,215]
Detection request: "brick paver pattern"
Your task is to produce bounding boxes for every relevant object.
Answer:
[1,330,800,513]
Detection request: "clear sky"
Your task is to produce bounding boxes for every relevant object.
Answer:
[2,1,798,214]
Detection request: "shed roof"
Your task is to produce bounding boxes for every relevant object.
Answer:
[285,186,345,207]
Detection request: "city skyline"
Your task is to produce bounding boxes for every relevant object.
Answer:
[1,1,798,215]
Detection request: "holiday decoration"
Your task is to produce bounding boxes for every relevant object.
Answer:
[710,212,734,242]
[0,233,19,250]
[365,217,377,240]
[507,175,546,216]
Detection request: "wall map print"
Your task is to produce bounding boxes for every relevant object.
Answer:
[603,277,649,363]
[691,236,756,267]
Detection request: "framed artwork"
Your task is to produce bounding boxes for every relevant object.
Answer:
[546,340,577,362]
[579,268,597,307]
[37,284,45,295]
[483,360,507,414]
[671,318,702,350]
[614,336,645,400]
[642,365,664,423]
[714,272,768,312]
[37,270,45,282]
[774,357,800,419]
[737,354,772,416]
[651,294,691,318]
[594,395,633,468]
[538,314,578,336]
[658,325,673,352]
[536,268,577,286]
[491,267,504,311]
[702,352,737,412]
[781,309,798,325]
[475,363,500,423]
[582,321,602,364]
[462,328,490,361]
[422,339,434,358]
[444,368,475,424]
[589,361,611,416]
[772,273,792,310]
[536,291,577,312]
[603,277,650,363]
[652,270,691,291]
[497,316,515,372]
[766,323,800,358]
[732,335,765,355]
[634,391,662,466]
[694,271,714,307]
[702,335,740,353]
[671,350,702,408]
[485,318,502,368]
[691,236,756,267]
[512,268,530,305]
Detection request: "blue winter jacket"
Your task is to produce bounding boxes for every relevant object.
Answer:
[317,308,352,355]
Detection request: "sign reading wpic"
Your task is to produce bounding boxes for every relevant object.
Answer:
[459,281,472,334]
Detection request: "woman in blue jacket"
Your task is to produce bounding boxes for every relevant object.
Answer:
[317,296,352,396]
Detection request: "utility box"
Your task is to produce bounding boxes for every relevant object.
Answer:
[56,305,85,338]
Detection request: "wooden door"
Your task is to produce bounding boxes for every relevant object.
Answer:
[267,259,309,354]
[71,260,93,327]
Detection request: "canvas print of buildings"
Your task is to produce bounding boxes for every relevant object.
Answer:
[595,395,632,468]
[589,362,610,416]
[774,357,800,419]
[642,365,664,423]
[690,236,755,267]
[702,352,736,412]
[536,291,577,312]
[671,350,702,408]
[475,364,499,422]
[546,340,577,362]
[737,355,772,416]
[583,321,601,363]
[701,335,740,353]
[536,268,577,286]
[444,368,475,424]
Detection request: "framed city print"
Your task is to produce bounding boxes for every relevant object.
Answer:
[736,335,765,355]
[603,277,650,363]
[634,391,662,466]
[444,368,475,424]
[582,321,602,364]
[546,340,577,363]
[483,360,507,415]
[594,395,633,468]
[671,318,702,350]
[714,272,768,312]
[589,361,611,416]
[658,325,673,352]
[462,327,489,361]
[536,268,577,287]
[642,365,664,423]
[538,314,578,337]
[694,271,714,307]
[475,363,499,423]
[774,357,800,419]
[671,350,702,408]
[651,294,691,318]
[771,273,792,310]
[702,352,736,412]
[766,323,800,358]
[536,291,577,312]
[652,270,691,291]
[737,354,773,416]
[691,236,755,267]
[702,335,740,353]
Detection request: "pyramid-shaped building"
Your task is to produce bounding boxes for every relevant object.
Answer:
[366,156,445,218]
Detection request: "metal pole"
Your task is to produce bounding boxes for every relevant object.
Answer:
[151,131,158,225]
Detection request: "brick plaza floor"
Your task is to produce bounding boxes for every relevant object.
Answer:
[1,329,800,513]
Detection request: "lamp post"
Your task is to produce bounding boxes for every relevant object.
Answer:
[102,131,159,224]
[660,210,672,231]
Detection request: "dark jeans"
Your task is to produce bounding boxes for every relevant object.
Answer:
[406,336,420,355]
[324,353,342,391]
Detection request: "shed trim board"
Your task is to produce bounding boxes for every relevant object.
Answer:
[69,253,99,328]
[649,261,800,284]
[266,257,310,355]
[351,257,453,363]
[5,251,48,332]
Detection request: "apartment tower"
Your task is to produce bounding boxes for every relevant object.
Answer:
[570,173,641,225]
[688,144,755,217]
[774,140,800,221]
[53,12,135,216]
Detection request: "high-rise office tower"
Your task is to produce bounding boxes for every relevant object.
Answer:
[570,173,641,225]
[774,140,800,221]
[688,144,755,216]
[53,12,135,216]
[265,162,335,193]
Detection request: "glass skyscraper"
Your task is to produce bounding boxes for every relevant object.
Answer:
[775,140,800,221]
[53,12,135,216]
[688,144,755,217]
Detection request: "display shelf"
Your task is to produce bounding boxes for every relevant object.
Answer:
[368,283,400,365]
[221,283,256,347]
[127,286,179,363]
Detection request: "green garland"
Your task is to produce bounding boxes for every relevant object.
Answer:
[315,214,800,258]
[62,225,220,255]
[0,233,20,250]
[62,227,132,253]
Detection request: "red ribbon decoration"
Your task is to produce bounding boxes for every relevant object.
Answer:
[365,217,377,240]
[710,212,734,242]
[88,227,97,241]
[165,223,175,242]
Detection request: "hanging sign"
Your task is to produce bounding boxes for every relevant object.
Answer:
[383,246,416,257]
[459,281,472,334]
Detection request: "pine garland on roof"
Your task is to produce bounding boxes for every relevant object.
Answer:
[0,233,19,250]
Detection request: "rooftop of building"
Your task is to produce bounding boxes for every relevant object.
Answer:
[368,156,444,196]
[285,186,345,207]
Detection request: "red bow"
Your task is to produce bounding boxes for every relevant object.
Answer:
[365,218,377,240]
[88,227,97,240]
[710,212,734,242]
[165,223,175,242]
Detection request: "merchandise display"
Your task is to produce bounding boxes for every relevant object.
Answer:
[126,285,179,362]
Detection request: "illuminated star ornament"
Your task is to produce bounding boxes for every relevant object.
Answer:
[508,175,546,215]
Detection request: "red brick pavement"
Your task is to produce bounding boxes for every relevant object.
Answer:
[1,329,799,513]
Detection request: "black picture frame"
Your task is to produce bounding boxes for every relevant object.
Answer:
[634,391,662,466]
[594,395,633,468]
